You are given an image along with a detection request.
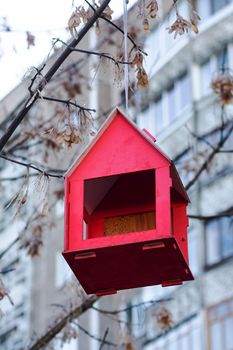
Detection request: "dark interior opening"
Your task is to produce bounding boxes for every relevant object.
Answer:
[83,169,156,239]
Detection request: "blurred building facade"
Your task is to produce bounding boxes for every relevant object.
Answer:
[0,0,233,349]
[124,1,233,349]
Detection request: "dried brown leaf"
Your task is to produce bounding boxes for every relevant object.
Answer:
[20,224,43,257]
[26,31,35,49]
[143,18,150,32]
[125,342,134,350]
[61,323,78,344]
[155,306,173,331]
[212,71,233,105]
[147,0,158,19]
[68,9,81,38]
[53,189,64,200]
[166,14,191,39]
[62,81,82,98]
[136,68,149,89]
[0,278,14,306]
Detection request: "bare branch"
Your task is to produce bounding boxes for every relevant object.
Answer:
[99,328,109,350]
[84,0,147,56]
[185,124,215,150]
[55,38,133,65]
[0,0,112,152]
[28,295,99,350]
[38,95,96,112]
[0,237,19,260]
[0,153,64,178]
[72,322,116,347]
[185,120,233,191]
[188,207,233,220]
[0,173,38,182]
[91,298,171,315]
[28,64,46,96]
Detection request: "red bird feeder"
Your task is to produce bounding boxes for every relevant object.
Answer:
[63,108,193,295]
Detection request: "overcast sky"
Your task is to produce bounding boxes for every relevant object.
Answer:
[0,0,135,99]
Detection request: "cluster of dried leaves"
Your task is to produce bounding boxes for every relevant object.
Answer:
[60,323,78,344]
[212,70,233,105]
[26,31,36,49]
[125,342,135,350]
[12,174,50,257]
[62,80,82,98]
[138,0,159,32]
[6,168,31,219]
[68,1,113,38]
[130,49,149,89]
[19,223,43,257]
[167,7,200,39]
[154,305,174,332]
[0,278,14,307]
[44,107,95,149]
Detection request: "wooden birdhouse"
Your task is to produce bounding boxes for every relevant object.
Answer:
[63,108,193,295]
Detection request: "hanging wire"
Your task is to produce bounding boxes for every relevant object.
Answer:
[123,0,129,115]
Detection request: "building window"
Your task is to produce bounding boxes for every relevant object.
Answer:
[166,73,192,123]
[198,0,232,17]
[216,48,229,70]
[167,84,176,121]
[136,96,164,136]
[188,228,200,276]
[200,59,213,96]
[205,217,233,267]
[177,73,192,114]
[197,0,211,20]
[208,298,233,350]
[211,0,230,14]
[127,298,146,338]
[154,96,163,133]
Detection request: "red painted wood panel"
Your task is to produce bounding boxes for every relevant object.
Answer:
[68,180,84,250]
[69,114,169,181]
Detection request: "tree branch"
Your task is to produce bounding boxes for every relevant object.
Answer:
[0,0,112,152]
[28,295,99,350]
[55,38,133,65]
[84,0,147,56]
[72,322,116,347]
[99,328,109,350]
[38,95,96,112]
[188,207,233,220]
[0,153,64,178]
[185,120,233,191]
[0,237,19,260]
[91,298,171,315]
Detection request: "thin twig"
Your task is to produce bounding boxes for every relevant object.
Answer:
[91,298,171,315]
[72,322,116,347]
[99,328,109,350]
[28,296,99,350]
[38,95,96,112]
[84,0,147,56]
[55,38,133,65]
[28,64,46,96]
[0,0,112,151]
[188,207,233,220]
[0,237,19,260]
[0,153,64,179]
[185,124,215,150]
[0,173,38,182]
[185,120,233,191]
